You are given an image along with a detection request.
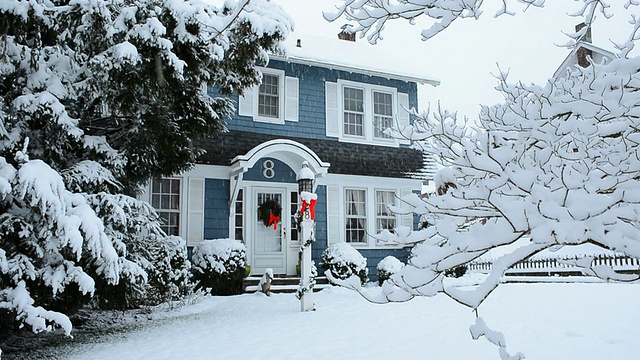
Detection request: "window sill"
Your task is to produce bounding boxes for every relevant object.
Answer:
[253,116,284,125]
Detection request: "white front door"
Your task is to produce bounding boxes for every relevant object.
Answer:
[252,188,287,274]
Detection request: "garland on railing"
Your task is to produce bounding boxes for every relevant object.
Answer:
[257,199,282,230]
[296,261,317,300]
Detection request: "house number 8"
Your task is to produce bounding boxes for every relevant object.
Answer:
[263,160,275,179]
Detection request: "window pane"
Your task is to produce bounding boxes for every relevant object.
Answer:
[170,195,180,210]
[151,194,160,208]
[160,179,170,193]
[152,179,160,193]
[171,179,180,193]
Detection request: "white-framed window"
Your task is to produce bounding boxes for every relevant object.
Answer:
[258,73,280,119]
[375,190,396,233]
[373,91,394,139]
[238,67,299,123]
[345,189,367,243]
[151,178,181,236]
[326,80,408,146]
[343,86,365,137]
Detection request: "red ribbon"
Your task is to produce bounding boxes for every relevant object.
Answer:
[268,212,280,230]
[298,199,317,220]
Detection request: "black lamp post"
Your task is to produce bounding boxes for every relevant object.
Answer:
[297,161,314,194]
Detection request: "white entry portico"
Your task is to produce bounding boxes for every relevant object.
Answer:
[228,139,330,276]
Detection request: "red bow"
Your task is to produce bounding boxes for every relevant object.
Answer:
[268,212,280,230]
[298,198,317,220]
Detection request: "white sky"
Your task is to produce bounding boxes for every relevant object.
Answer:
[272,0,637,119]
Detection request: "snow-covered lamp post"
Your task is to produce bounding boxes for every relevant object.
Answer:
[297,161,317,312]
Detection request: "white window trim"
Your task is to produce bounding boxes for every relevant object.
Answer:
[254,68,286,124]
[337,79,399,146]
[328,174,421,249]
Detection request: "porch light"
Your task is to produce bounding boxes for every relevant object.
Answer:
[297,161,314,194]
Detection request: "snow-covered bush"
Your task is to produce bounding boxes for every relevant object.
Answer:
[191,239,247,296]
[143,236,193,306]
[376,256,404,286]
[321,243,368,285]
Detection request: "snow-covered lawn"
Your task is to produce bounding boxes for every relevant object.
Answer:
[62,282,638,360]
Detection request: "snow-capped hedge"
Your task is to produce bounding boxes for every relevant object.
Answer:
[376,256,404,286]
[192,239,247,295]
[321,243,368,285]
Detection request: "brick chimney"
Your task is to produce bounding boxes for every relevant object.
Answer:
[575,23,593,68]
[338,24,355,42]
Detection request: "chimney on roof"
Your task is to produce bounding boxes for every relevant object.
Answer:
[575,23,593,68]
[338,24,356,42]
[575,22,592,44]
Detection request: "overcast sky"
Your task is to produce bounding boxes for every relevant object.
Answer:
[272,0,637,120]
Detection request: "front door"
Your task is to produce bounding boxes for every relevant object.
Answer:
[252,188,287,274]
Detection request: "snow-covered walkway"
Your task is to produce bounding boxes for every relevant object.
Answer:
[63,283,639,360]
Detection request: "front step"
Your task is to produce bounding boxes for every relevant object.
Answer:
[243,276,331,294]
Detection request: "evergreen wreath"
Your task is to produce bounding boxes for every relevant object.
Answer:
[257,199,282,227]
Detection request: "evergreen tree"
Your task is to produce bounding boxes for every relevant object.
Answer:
[0,0,291,339]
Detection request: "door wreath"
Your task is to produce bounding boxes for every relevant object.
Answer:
[258,199,282,230]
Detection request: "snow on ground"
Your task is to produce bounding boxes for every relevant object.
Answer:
[61,282,638,360]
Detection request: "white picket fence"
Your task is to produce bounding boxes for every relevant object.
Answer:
[468,254,640,277]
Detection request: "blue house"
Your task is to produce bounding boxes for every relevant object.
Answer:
[140,24,439,279]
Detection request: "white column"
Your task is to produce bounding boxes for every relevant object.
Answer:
[300,211,315,312]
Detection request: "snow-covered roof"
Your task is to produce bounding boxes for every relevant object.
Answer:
[273,0,440,86]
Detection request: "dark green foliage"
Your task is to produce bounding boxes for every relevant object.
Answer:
[191,239,247,296]
[445,265,468,278]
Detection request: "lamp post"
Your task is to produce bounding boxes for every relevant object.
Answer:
[297,161,316,312]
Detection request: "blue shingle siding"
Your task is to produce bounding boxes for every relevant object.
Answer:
[209,59,419,140]
[310,185,328,265]
[359,247,412,283]
[203,179,230,239]
[243,157,297,183]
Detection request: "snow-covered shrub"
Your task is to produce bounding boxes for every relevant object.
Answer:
[143,235,193,306]
[376,256,404,286]
[85,193,193,310]
[321,243,368,285]
[191,239,247,296]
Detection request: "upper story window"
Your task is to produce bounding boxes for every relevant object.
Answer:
[238,67,299,124]
[258,74,280,118]
[326,79,410,146]
[343,87,364,136]
[373,92,393,139]
[151,178,181,236]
